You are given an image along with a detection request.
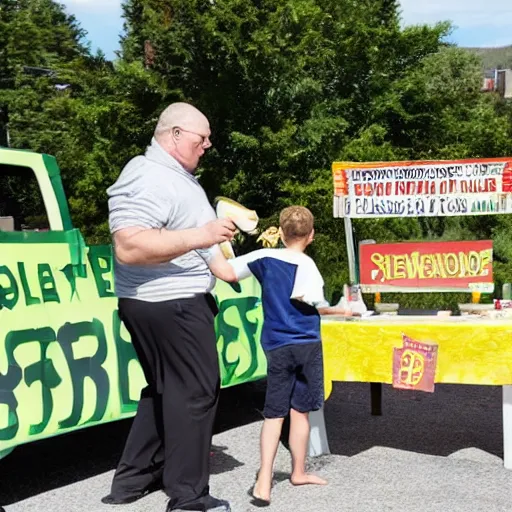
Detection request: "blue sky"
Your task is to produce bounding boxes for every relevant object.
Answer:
[62,0,512,61]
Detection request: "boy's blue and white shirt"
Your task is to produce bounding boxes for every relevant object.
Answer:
[228,248,329,352]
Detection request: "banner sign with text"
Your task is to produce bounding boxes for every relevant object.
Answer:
[359,240,494,293]
[0,238,267,457]
[332,158,512,218]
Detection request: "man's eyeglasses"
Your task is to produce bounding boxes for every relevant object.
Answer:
[173,126,212,149]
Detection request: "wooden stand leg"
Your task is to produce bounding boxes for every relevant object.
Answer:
[370,382,382,416]
[503,385,512,469]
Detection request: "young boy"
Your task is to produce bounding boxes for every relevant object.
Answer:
[206,205,351,505]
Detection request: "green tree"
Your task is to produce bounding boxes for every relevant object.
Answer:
[0,0,90,228]
[118,0,512,306]
[1,0,175,241]
[4,0,512,310]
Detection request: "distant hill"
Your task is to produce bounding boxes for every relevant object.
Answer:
[465,45,512,71]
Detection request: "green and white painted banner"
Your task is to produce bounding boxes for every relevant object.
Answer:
[0,235,266,456]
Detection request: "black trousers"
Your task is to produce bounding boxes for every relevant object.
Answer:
[108,294,220,509]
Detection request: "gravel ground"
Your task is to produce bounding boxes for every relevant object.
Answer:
[2,381,512,512]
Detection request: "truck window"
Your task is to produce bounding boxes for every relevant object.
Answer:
[0,163,49,231]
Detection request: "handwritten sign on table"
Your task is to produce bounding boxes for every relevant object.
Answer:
[393,334,438,393]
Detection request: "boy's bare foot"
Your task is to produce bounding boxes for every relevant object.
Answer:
[290,473,328,486]
[254,480,271,501]
[248,481,271,507]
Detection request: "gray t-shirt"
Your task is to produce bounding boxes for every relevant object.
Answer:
[107,137,217,302]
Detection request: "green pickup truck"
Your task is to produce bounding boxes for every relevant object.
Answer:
[0,147,267,460]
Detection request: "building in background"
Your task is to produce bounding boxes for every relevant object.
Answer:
[495,69,512,98]
[482,69,512,98]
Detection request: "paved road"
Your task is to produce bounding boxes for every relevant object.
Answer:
[1,380,268,506]
[3,381,512,511]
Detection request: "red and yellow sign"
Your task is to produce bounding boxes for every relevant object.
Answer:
[392,334,438,393]
[359,240,493,293]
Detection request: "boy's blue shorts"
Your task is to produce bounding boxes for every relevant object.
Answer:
[263,341,324,419]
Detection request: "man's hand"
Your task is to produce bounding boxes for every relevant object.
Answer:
[196,218,237,249]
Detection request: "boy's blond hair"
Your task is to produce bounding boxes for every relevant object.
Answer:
[279,206,314,242]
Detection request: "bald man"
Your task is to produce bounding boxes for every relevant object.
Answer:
[102,103,235,512]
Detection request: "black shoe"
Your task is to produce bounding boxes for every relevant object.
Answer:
[101,479,162,505]
[168,494,231,511]
[101,493,143,504]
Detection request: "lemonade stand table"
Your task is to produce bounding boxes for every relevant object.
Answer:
[316,315,512,468]
[314,156,512,469]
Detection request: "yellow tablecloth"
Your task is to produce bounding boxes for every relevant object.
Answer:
[321,317,512,399]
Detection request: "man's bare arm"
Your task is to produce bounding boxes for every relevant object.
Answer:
[114,218,236,265]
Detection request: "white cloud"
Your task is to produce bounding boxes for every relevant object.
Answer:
[399,0,512,29]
